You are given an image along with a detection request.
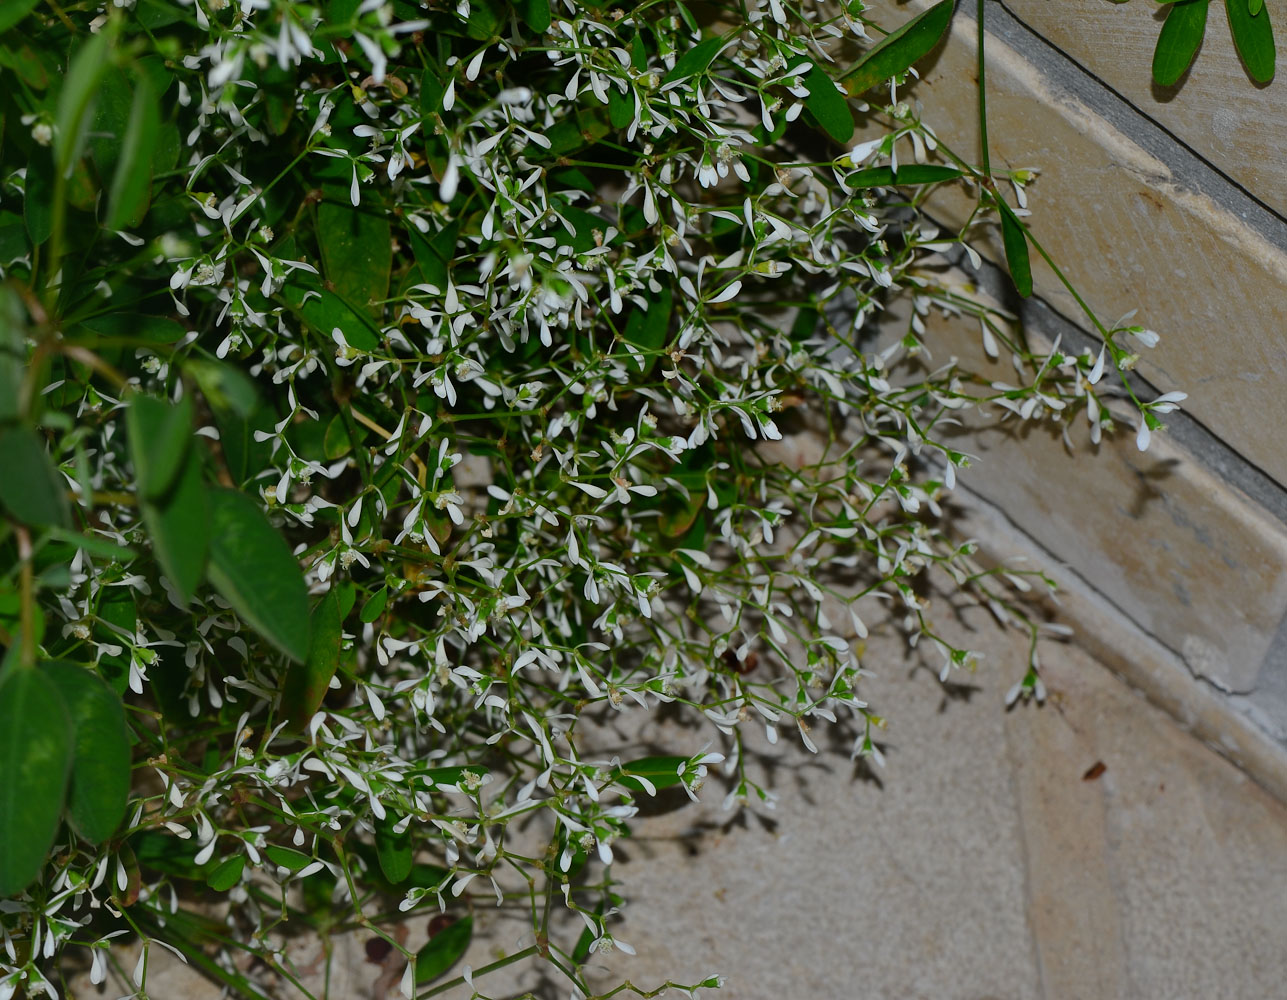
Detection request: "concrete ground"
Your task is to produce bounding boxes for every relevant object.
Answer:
[80,607,1287,1000]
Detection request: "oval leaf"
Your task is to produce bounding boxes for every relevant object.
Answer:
[0,427,70,529]
[1226,0,1275,82]
[281,588,343,728]
[140,447,210,605]
[206,488,311,663]
[264,845,312,872]
[375,817,413,884]
[40,660,131,845]
[415,916,473,984]
[127,394,194,501]
[0,669,73,897]
[998,202,1033,298]
[516,0,551,32]
[842,0,956,96]
[661,35,727,85]
[1153,0,1209,86]
[207,855,245,891]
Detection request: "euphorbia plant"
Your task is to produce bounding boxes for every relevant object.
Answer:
[0,0,1175,997]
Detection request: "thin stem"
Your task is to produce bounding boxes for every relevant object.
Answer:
[976,0,991,178]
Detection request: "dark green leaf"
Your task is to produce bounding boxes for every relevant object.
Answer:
[0,0,41,32]
[661,36,726,84]
[360,586,388,623]
[79,312,187,344]
[800,62,853,143]
[40,660,130,844]
[264,845,312,872]
[848,164,963,187]
[281,588,343,727]
[614,755,687,793]
[317,202,392,313]
[607,85,634,129]
[465,0,504,38]
[415,916,472,983]
[0,288,25,424]
[55,28,114,178]
[207,855,245,891]
[187,359,260,419]
[572,902,604,963]
[0,669,73,896]
[24,151,54,247]
[207,489,311,663]
[841,0,956,95]
[140,448,210,604]
[1227,0,1275,82]
[407,221,459,292]
[998,202,1033,298]
[294,288,381,352]
[1153,0,1209,86]
[375,817,413,884]
[516,0,551,32]
[621,286,671,371]
[105,75,160,230]
[0,427,70,529]
[43,526,135,562]
[127,394,194,501]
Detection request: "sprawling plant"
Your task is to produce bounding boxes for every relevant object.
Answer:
[0,0,1178,997]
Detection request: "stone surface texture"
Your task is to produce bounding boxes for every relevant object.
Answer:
[881,0,1287,489]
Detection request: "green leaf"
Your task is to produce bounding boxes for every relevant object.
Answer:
[127,394,194,501]
[40,660,130,845]
[572,902,604,963]
[360,586,389,623]
[1227,0,1275,82]
[105,74,160,230]
[1153,0,1209,85]
[207,855,245,891]
[415,916,472,983]
[661,35,727,84]
[375,817,413,884]
[43,525,135,562]
[516,0,551,32]
[24,151,54,247]
[1249,0,1263,14]
[0,427,70,529]
[800,62,853,143]
[607,85,634,129]
[139,447,210,604]
[264,845,312,872]
[998,202,1033,298]
[407,220,459,292]
[0,0,41,32]
[614,755,687,793]
[316,202,392,313]
[187,359,260,418]
[0,288,26,424]
[55,27,114,179]
[79,312,187,344]
[281,588,343,727]
[206,489,311,663]
[841,0,956,95]
[293,287,381,352]
[621,286,672,371]
[848,164,963,187]
[0,669,73,897]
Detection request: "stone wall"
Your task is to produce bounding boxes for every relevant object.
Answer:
[892,0,1287,785]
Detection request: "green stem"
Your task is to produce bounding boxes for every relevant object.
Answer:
[977,0,991,178]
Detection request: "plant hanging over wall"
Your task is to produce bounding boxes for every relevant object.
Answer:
[0,0,1179,997]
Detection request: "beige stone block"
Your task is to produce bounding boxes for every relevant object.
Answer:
[918,296,1287,695]
[873,2,1287,487]
[1004,0,1287,216]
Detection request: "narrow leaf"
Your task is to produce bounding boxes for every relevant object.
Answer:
[127,394,194,501]
[848,164,963,187]
[1249,0,1264,14]
[614,755,687,793]
[841,0,956,95]
[801,62,853,143]
[1153,0,1209,86]
[0,427,70,529]
[415,916,473,983]
[0,669,73,897]
[998,202,1033,298]
[54,28,114,179]
[206,489,311,663]
[23,152,54,247]
[140,448,210,604]
[105,74,160,230]
[40,660,131,845]
[360,586,388,623]
[1227,0,1275,82]
[0,0,41,32]
[281,588,343,727]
